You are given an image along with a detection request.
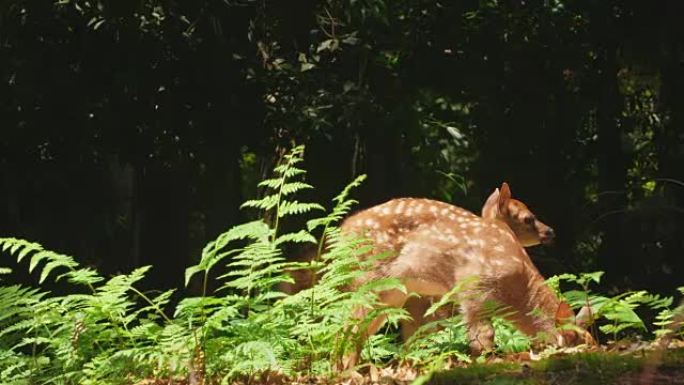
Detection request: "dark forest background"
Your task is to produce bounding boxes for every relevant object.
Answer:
[1,0,682,297]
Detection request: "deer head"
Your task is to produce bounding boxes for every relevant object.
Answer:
[481,182,555,247]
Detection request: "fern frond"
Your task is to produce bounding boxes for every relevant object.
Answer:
[281,167,307,179]
[0,238,102,286]
[0,238,39,263]
[332,174,367,205]
[257,178,285,189]
[241,195,280,211]
[57,267,104,286]
[277,201,324,217]
[0,285,45,326]
[307,174,366,231]
[174,296,231,319]
[280,181,315,196]
[274,230,317,246]
[185,220,271,286]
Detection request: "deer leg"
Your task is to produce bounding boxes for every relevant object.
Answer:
[401,296,430,342]
[401,296,455,342]
[461,301,495,356]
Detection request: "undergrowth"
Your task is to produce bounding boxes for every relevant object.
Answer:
[0,145,682,384]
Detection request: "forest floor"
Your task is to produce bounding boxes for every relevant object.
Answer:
[428,344,684,385]
[136,341,684,385]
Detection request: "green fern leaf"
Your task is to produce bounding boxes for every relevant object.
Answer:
[58,267,104,285]
[274,231,317,246]
[9,240,24,255]
[257,178,284,189]
[186,221,270,285]
[277,201,324,217]
[17,243,39,262]
[184,266,202,287]
[0,238,16,252]
[280,181,314,196]
[39,260,70,284]
[282,167,307,179]
[28,250,53,273]
[241,195,279,211]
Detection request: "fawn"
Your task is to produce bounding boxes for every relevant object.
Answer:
[401,182,555,340]
[279,183,553,296]
[338,183,592,368]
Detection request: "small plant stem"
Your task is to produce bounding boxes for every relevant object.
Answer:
[30,327,38,384]
[200,270,209,327]
[130,286,173,324]
[271,167,287,244]
[309,224,330,317]
[202,270,209,299]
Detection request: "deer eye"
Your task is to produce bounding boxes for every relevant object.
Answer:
[524,216,535,225]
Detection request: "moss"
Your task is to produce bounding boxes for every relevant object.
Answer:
[429,348,684,385]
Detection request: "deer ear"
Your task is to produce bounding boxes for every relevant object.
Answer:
[498,182,511,215]
[555,302,575,326]
[481,188,500,218]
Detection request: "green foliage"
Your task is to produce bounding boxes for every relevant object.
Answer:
[493,318,532,354]
[0,238,103,287]
[1,147,683,384]
[0,238,181,384]
[653,287,684,340]
[401,314,470,366]
[554,272,680,342]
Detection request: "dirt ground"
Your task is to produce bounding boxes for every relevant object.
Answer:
[134,344,684,385]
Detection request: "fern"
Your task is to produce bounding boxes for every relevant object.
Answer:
[653,286,684,340]
[241,145,324,238]
[0,238,189,384]
[556,273,682,342]
[0,238,103,287]
[176,145,355,381]
[11,145,684,383]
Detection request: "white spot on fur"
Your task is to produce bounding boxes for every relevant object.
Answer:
[377,232,390,243]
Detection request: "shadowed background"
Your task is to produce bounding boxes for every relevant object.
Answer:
[1,0,682,296]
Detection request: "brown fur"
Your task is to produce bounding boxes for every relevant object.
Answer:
[481,182,555,247]
[341,207,592,368]
[401,182,555,340]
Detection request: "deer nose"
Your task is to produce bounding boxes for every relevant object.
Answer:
[542,228,555,241]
